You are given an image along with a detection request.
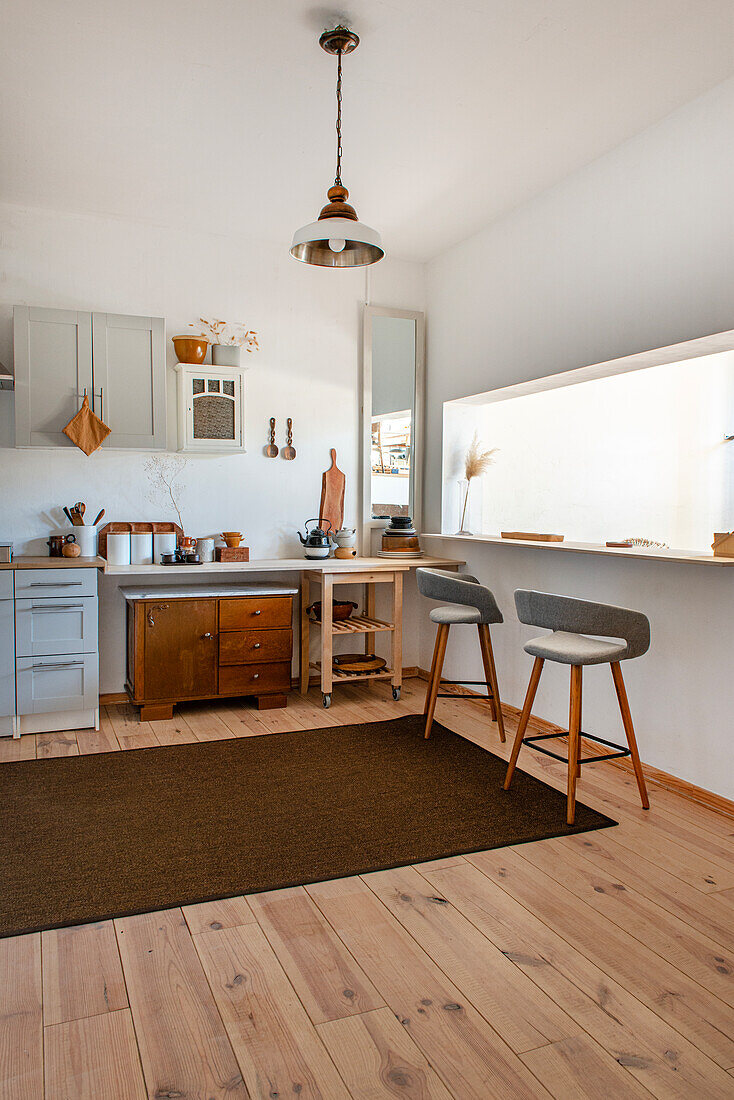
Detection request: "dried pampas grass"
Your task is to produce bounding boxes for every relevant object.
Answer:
[460,433,498,531]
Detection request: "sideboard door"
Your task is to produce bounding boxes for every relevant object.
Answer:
[142,598,217,701]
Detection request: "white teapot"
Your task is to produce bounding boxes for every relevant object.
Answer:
[333,527,357,548]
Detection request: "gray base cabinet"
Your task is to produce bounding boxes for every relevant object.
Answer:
[13,568,99,730]
[14,306,166,450]
[0,576,14,737]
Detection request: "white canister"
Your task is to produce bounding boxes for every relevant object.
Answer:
[130,531,153,565]
[153,531,178,562]
[64,526,98,557]
[197,537,215,563]
[107,532,131,565]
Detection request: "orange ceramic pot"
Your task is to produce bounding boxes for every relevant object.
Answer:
[172,335,209,365]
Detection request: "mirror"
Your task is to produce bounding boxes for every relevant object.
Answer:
[362,305,425,551]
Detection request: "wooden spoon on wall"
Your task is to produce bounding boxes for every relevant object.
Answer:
[265,417,278,458]
[282,418,296,460]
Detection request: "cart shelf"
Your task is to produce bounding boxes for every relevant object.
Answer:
[308,614,394,635]
[311,661,395,683]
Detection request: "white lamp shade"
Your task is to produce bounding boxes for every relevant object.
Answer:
[290,217,384,267]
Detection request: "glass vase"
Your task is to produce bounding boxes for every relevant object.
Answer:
[456,478,472,535]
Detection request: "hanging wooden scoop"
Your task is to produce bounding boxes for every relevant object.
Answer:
[283,418,296,460]
[265,417,278,458]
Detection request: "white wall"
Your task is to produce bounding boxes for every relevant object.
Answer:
[422,76,734,798]
[0,201,424,689]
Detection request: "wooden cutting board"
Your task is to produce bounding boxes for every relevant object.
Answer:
[319,448,345,537]
[501,531,564,542]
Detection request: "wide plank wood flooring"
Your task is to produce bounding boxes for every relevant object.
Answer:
[1,678,733,1099]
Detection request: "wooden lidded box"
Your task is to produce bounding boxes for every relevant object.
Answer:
[122,583,296,721]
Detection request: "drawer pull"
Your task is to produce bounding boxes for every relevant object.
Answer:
[253,672,259,680]
[29,604,84,612]
[28,581,83,588]
[32,660,85,670]
[254,610,261,616]
[253,642,261,649]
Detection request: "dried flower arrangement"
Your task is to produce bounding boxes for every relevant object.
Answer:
[459,433,498,533]
[144,454,187,532]
[191,318,259,351]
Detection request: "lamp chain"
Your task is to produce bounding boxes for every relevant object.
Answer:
[335,48,343,186]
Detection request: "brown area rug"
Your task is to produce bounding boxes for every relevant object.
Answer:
[0,716,615,937]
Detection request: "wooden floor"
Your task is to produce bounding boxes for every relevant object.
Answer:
[2,679,734,1099]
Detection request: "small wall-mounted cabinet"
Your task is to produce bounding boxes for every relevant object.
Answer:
[13,306,166,449]
[175,363,246,452]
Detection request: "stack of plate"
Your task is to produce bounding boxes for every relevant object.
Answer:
[379,516,422,558]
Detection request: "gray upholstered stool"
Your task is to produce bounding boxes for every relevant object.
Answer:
[504,589,650,824]
[416,568,505,742]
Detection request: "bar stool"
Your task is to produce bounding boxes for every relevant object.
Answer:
[416,568,505,742]
[504,589,650,825]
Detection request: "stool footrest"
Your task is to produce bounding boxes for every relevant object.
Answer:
[523,730,631,765]
[436,679,495,701]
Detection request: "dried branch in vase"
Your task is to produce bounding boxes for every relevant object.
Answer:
[192,317,259,351]
[459,433,498,533]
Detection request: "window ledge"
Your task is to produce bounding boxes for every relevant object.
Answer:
[423,533,734,567]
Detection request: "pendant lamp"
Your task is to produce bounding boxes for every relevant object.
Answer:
[290,27,383,268]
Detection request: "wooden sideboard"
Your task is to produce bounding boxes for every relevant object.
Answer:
[123,584,297,720]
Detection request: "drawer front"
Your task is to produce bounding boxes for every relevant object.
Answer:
[219,597,293,631]
[14,568,97,600]
[218,661,291,696]
[219,628,292,665]
[16,652,98,714]
[0,574,12,600]
[0,598,14,728]
[15,596,98,657]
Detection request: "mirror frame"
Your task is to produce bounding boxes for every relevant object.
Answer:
[361,304,425,555]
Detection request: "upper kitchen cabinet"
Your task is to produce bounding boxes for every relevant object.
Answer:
[92,313,166,449]
[13,306,93,447]
[13,305,166,450]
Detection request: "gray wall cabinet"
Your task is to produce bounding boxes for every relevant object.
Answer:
[13,306,166,449]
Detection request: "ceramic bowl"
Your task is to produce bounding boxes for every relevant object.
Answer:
[221,531,243,548]
[172,335,209,365]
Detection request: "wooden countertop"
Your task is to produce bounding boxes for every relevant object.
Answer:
[102,555,464,576]
[0,556,106,570]
[424,533,734,567]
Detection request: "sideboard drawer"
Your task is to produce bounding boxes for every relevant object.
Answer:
[16,652,99,714]
[15,596,98,657]
[218,661,291,696]
[219,628,292,665]
[219,597,292,631]
[14,568,97,600]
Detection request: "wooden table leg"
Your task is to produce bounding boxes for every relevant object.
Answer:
[365,582,376,657]
[391,570,403,697]
[321,574,334,702]
[299,574,310,695]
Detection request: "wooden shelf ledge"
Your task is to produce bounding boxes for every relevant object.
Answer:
[308,614,394,635]
[423,533,734,567]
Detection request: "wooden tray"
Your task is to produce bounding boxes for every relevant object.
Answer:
[332,652,387,674]
[98,521,183,559]
[501,531,564,542]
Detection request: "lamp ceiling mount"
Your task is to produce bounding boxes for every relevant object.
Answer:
[319,27,359,55]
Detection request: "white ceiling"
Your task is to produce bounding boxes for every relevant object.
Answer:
[3,0,734,262]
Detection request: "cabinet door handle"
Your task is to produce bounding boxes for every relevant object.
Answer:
[95,388,104,419]
[253,642,261,649]
[254,610,261,616]
[252,672,259,680]
[147,603,169,627]
[202,632,213,639]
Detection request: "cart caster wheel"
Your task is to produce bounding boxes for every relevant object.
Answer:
[323,693,331,709]
[392,687,401,701]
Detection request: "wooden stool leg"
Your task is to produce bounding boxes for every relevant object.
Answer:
[477,623,505,742]
[567,665,582,825]
[423,624,449,739]
[424,627,442,716]
[611,661,650,810]
[503,657,544,789]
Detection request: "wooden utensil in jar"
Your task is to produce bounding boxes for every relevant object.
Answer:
[265,417,278,458]
[282,418,296,460]
[74,502,86,523]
